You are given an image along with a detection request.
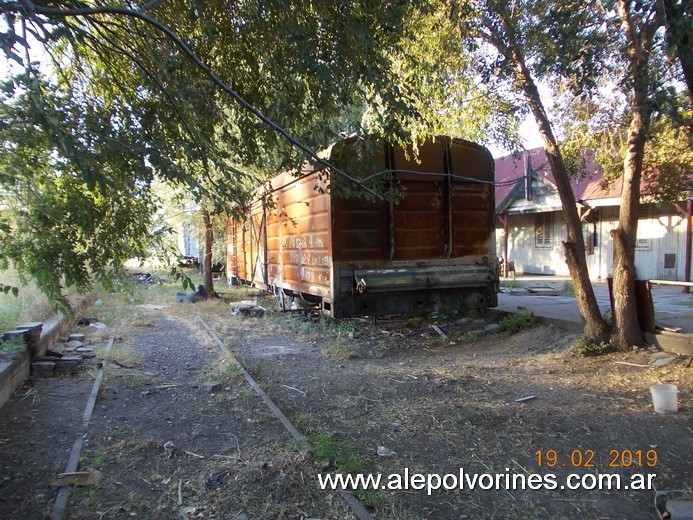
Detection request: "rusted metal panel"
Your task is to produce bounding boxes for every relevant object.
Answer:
[331,196,389,261]
[227,136,498,317]
[264,171,332,298]
[451,184,494,257]
[392,181,445,259]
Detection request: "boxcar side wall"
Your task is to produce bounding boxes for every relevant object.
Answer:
[265,171,333,299]
[227,170,334,300]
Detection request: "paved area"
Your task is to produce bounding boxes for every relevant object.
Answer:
[497,276,693,333]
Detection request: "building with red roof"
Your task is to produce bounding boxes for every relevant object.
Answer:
[494,148,692,283]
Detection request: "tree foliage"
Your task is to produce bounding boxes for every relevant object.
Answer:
[0,72,163,313]
[0,0,516,310]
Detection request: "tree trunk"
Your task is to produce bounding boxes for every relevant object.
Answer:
[202,208,215,297]
[610,0,656,351]
[610,108,646,349]
[505,34,610,344]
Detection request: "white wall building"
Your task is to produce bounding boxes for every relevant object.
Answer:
[494,149,692,282]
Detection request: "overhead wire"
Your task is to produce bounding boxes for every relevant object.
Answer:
[12,0,542,200]
[17,0,385,201]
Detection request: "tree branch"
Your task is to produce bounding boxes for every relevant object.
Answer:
[17,0,384,200]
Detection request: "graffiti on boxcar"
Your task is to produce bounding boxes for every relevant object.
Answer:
[283,234,325,250]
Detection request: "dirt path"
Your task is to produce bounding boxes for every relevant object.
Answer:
[0,291,691,520]
[0,304,350,519]
[206,300,692,520]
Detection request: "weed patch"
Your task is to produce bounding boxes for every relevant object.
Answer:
[457,331,478,343]
[560,280,575,297]
[209,354,244,382]
[573,336,615,357]
[311,432,379,507]
[321,339,357,359]
[0,337,26,358]
[497,311,535,334]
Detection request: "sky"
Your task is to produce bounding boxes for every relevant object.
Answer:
[489,116,544,158]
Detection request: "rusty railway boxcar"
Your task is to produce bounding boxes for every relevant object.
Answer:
[227,136,498,317]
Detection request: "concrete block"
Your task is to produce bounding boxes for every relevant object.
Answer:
[667,500,693,520]
[200,381,222,393]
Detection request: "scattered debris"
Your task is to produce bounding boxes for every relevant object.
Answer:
[89,322,108,330]
[281,384,307,396]
[229,301,266,317]
[77,316,98,325]
[614,361,650,367]
[184,450,205,459]
[525,286,561,296]
[163,441,176,460]
[50,470,102,487]
[133,272,155,284]
[176,285,208,303]
[68,333,85,342]
[205,472,226,490]
[656,322,683,333]
[650,355,678,367]
[514,395,536,403]
[200,381,222,393]
[431,325,448,340]
[377,446,397,457]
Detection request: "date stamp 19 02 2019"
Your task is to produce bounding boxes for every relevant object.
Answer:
[535,449,658,468]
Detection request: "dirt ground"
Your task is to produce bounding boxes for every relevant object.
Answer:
[0,284,691,520]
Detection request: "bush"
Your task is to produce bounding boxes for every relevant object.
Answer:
[497,311,535,334]
[573,336,615,357]
[458,331,478,343]
[561,280,575,297]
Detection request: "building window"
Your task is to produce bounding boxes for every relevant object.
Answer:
[636,205,652,250]
[535,213,553,248]
[582,222,595,255]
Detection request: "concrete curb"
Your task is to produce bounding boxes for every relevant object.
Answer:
[0,300,87,411]
[0,314,67,410]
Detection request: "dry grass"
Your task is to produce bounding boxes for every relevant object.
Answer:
[65,287,693,519]
[0,269,53,331]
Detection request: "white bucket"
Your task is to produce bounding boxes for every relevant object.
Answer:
[650,384,679,414]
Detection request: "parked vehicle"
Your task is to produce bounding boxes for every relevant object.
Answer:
[227,136,498,317]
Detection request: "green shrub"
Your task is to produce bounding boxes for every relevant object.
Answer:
[497,311,535,334]
[311,432,379,507]
[560,280,575,297]
[0,337,26,358]
[458,331,478,343]
[573,336,614,357]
